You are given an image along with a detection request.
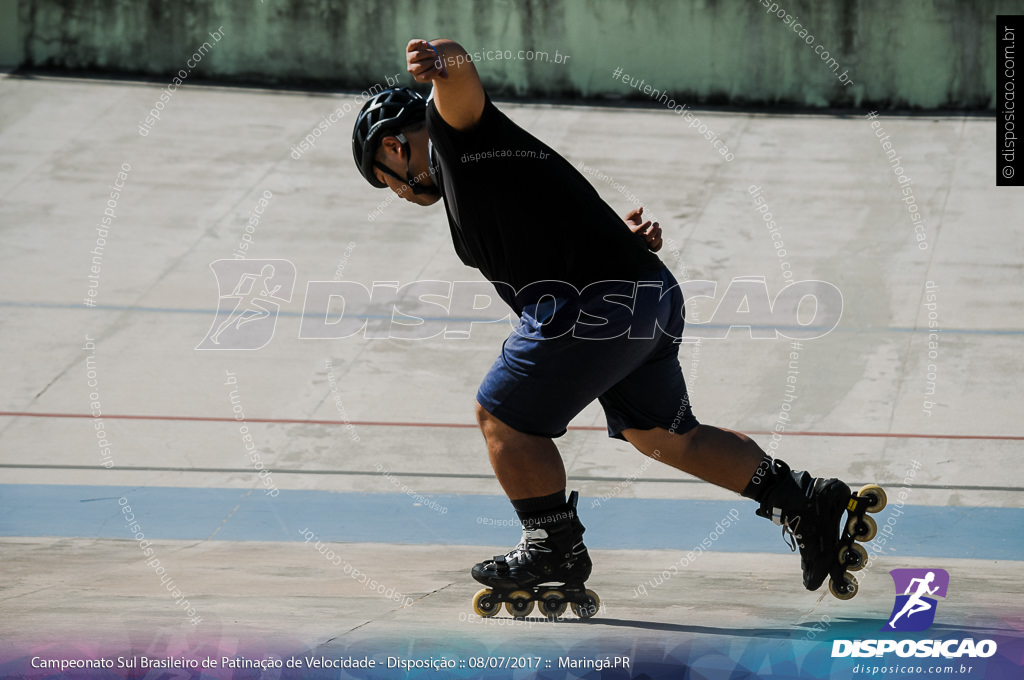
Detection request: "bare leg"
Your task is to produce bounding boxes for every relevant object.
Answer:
[476,401,566,500]
[621,424,766,494]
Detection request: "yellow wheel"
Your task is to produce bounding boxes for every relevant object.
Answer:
[838,543,869,572]
[472,589,500,618]
[829,573,859,600]
[539,591,568,619]
[570,589,601,619]
[504,590,535,618]
[858,484,887,513]
[847,515,877,542]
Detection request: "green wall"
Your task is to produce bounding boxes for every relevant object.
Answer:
[0,0,19,66]
[6,0,1018,108]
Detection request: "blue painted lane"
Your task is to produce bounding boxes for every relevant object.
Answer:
[0,485,1020,560]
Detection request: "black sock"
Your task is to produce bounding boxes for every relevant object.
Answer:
[741,455,776,502]
[511,490,568,525]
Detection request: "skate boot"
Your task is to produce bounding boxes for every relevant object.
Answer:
[755,460,887,600]
[471,491,600,619]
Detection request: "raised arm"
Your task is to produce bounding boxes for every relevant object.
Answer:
[406,38,486,131]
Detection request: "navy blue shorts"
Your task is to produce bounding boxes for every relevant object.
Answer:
[476,267,699,439]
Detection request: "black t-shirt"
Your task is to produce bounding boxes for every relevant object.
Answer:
[426,95,663,315]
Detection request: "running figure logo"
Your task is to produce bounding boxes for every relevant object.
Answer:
[882,568,950,632]
[196,259,296,350]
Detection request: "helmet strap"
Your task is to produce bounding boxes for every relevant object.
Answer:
[372,133,440,196]
[397,133,440,196]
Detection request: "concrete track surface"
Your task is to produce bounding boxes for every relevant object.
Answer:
[0,72,1021,679]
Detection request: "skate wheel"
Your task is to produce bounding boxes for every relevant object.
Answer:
[829,573,859,600]
[858,484,887,513]
[539,591,567,619]
[571,589,601,619]
[472,589,500,618]
[838,543,869,572]
[846,514,877,542]
[504,590,535,618]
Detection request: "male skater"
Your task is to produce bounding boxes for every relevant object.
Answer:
[352,38,871,606]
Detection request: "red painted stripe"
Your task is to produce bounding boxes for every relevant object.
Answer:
[1,411,1022,441]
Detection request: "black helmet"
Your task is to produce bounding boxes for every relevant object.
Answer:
[352,87,427,188]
